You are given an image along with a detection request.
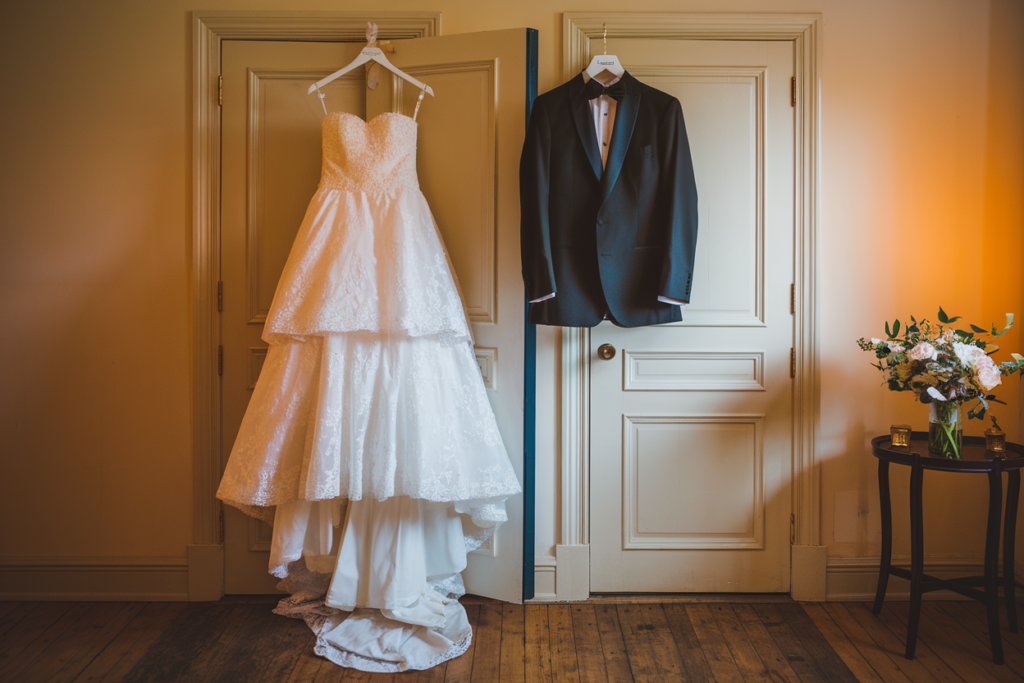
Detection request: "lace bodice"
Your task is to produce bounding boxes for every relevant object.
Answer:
[319,112,419,195]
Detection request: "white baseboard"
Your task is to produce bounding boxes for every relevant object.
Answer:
[530,556,557,601]
[188,544,224,601]
[792,544,827,601]
[529,544,590,602]
[827,555,985,601]
[0,556,189,601]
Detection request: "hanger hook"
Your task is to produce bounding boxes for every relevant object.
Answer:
[603,23,608,55]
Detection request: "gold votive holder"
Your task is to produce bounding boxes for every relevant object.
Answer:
[890,424,912,448]
[985,427,1006,454]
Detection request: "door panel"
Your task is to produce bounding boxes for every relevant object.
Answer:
[221,31,529,601]
[590,39,794,592]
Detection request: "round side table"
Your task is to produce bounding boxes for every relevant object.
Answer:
[871,433,1024,665]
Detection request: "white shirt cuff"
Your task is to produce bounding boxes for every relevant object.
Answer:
[658,295,688,305]
[530,293,556,303]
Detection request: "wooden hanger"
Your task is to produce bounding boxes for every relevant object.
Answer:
[585,24,625,85]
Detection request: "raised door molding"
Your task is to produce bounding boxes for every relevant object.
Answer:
[558,12,822,598]
[190,11,441,556]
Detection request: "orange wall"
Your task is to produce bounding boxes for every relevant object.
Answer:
[0,0,1022,582]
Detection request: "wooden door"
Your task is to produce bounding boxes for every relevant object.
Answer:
[590,39,795,592]
[220,30,529,601]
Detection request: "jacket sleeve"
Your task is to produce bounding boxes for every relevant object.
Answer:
[658,99,698,302]
[519,97,557,300]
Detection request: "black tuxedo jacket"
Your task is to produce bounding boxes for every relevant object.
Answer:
[519,72,698,327]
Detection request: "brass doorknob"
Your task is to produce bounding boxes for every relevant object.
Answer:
[597,343,616,360]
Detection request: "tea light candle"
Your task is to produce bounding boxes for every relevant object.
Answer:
[985,426,1006,454]
[891,424,912,448]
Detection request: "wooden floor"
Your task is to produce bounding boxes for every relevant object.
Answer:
[0,596,1022,682]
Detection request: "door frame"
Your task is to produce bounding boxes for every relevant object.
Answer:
[558,13,824,600]
[188,11,441,600]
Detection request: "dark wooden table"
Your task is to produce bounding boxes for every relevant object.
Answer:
[871,433,1024,664]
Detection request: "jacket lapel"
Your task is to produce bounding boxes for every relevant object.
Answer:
[601,72,641,204]
[568,74,603,182]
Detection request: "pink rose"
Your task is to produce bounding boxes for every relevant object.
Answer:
[908,342,938,361]
[978,363,1002,391]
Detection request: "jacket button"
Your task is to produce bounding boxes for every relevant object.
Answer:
[597,219,604,226]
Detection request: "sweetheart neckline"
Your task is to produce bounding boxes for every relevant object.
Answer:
[324,111,417,126]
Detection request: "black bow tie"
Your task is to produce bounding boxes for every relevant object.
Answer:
[583,78,626,101]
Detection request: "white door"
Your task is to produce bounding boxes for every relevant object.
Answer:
[590,39,795,592]
[220,30,530,601]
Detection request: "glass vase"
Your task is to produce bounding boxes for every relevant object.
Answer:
[928,401,962,459]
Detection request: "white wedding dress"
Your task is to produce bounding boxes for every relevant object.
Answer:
[216,108,521,672]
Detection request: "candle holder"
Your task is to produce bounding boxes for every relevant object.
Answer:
[985,426,1006,454]
[890,424,912,448]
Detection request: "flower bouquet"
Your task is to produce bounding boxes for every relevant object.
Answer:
[857,308,1024,458]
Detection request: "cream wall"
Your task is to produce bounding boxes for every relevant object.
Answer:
[1,0,1021,597]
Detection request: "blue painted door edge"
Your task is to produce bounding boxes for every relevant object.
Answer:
[522,27,539,602]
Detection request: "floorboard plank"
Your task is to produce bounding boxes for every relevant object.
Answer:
[499,603,525,683]
[313,658,348,682]
[753,603,830,682]
[885,602,1005,683]
[952,600,1024,655]
[444,604,480,683]
[616,603,662,683]
[45,602,148,683]
[636,604,687,681]
[118,602,238,683]
[549,604,581,683]
[569,604,607,683]
[0,602,92,680]
[865,602,965,683]
[592,604,633,683]
[93,602,188,683]
[801,602,889,683]
[285,639,325,683]
[14,602,131,683]
[824,602,942,683]
[470,603,502,683]
[732,604,801,683]
[256,628,317,683]
[685,604,745,683]
[70,602,172,683]
[197,601,288,683]
[710,604,775,681]
[0,602,37,637]
[938,600,1024,673]
[176,602,257,682]
[774,602,859,683]
[661,603,714,683]
[524,605,553,683]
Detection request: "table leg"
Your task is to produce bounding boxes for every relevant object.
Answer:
[1006,470,1020,633]
[873,459,892,614]
[986,470,1005,665]
[906,462,924,660]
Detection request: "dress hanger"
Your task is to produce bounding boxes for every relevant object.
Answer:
[307,33,435,102]
[585,24,625,85]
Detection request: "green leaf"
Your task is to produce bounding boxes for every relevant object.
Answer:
[993,313,1015,337]
[938,306,962,324]
[1012,353,1024,362]
[893,319,901,337]
[885,321,892,338]
[970,324,987,334]
[956,329,974,340]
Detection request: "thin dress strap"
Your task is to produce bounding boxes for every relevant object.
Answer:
[412,85,427,122]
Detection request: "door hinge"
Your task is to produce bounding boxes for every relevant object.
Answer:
[790,348,796,379]
[791,76,796,107]
[218,345,224,376]
[790,513,796,544]
[790,283,796,315]
[218,76,223,106]
[217,281,223,312]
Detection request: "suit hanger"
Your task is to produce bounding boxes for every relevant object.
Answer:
[307,27,435,100]
[585,24,625,85]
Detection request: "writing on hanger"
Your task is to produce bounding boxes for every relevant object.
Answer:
[585,24,624,85]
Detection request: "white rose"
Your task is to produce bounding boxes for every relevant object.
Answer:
[978,364,1002,391]
[908,342,938,361]
[952,341,986,367]
[870,338,883,345]
[887,342,905,353]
